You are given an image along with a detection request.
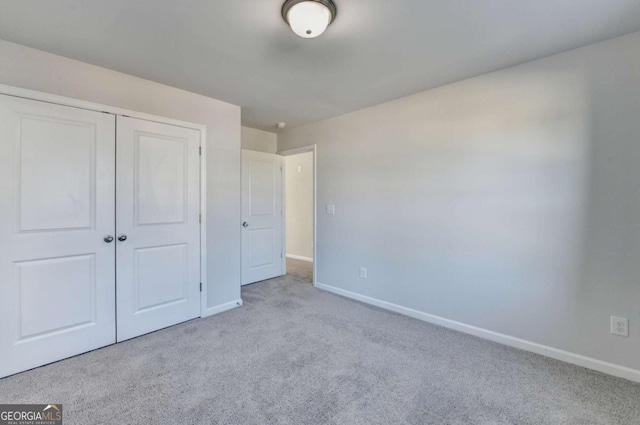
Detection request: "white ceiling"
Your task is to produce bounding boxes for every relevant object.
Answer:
[1,1,640,132]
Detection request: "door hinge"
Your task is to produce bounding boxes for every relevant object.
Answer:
[199,146,202,156]
[280,253,283,258]
[200,282,202,292]
[199,213,202,223]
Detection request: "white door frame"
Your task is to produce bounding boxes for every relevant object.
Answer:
[278,145,317,286]
[0,83,209,317]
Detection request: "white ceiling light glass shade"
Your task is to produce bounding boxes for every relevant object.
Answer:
[282,0,337,39]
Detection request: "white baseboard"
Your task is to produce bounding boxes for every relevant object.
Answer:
[286,254,313,263]
[201,298,243,318]
[314,282,640,383]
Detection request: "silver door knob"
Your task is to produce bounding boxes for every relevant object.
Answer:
[104,235,114,243]
[117,234,128,242]
[242,222,249,228]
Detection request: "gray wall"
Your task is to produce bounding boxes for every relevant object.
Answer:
[0,39,242,309]
[241,126,277,153]
[278,32,640,371]
[285,152,314,260]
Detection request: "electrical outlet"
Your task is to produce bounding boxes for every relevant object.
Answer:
[326,204,335,215]
[360,267,367,279]
[611,316,629,337]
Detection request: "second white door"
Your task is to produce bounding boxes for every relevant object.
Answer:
[116,117,201,342]
[242,150,283,285]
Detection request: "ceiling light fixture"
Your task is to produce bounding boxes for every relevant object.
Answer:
[282,0,337,39]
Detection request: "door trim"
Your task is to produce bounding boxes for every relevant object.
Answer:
[0,84,203,130]
[277,145,317,287]
[0,83,208,318]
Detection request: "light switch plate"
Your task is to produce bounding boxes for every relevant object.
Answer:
[326,204,335,215]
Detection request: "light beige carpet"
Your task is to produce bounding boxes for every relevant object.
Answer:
[1,274,639,424]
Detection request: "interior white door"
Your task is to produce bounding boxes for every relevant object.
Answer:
[242,150,283,285]
[0,94,116,378]
[116,116,201,342]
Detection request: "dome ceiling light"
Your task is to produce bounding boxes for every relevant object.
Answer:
[281,0,337,39]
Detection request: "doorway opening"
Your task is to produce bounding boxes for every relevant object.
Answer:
[240,145,316,287]
[280,146,316,285]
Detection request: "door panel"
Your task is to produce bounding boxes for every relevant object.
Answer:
[19,116,96,231]
[116,117,200,342]
[242,150,283,285]
[136,134,186,225]
[0,95,116,378]
[17,254,96,339]
[135,244,187,311]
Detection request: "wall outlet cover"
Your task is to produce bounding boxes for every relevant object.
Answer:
[360,267,367,279]
[611,316,629,337]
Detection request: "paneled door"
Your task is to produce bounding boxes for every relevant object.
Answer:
[0,94,116,378]
[115,117,201,342]
[241,150,283,285]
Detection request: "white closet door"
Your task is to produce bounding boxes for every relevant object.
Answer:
[0,95,116,378]
[115,117,201,342]
[241,150,283,285]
